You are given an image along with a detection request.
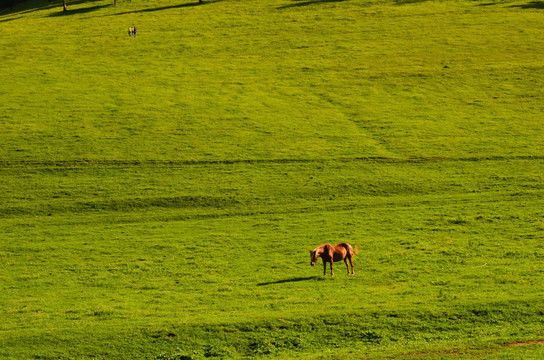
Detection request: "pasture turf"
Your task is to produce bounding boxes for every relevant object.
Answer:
[1,0,544,358]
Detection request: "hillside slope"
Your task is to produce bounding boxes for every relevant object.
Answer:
[1,0,543,359]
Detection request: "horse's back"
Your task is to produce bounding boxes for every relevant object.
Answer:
[336,242,354,256]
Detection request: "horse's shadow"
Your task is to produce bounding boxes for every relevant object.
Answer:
[257,276,319,286]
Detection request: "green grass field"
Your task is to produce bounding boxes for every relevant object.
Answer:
[1,0,544,358]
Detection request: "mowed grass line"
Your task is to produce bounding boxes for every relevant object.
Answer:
[1,0,544,358]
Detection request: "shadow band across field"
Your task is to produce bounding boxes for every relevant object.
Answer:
[257,276,318,286]
[477,0,544,8]
[509,1,544,9]
[111,0,223,16]
[277,0,347,9]
[48,4,111,16]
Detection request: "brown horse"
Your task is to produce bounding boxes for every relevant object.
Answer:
[310,242,355,276]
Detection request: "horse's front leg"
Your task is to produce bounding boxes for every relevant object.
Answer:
[323,261,327,276]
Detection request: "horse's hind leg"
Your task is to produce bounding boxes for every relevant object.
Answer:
[348,256,354,275]
[344,258,350,275]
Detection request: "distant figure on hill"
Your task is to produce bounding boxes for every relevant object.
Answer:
[128,27,133,36]
[133,27,137,37]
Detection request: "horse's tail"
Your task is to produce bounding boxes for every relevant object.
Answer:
[339,242,358,257]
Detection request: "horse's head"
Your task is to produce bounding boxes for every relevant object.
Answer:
[310,249,320,266]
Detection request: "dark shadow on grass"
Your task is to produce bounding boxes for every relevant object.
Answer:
[111,0,222,16]
[0,15,22,22]
[509,1,544,8]
[394,0,431,5]
[48,3,110,16]
[257,276,318,286]
[2,0,101,16]
[277,0,347,10]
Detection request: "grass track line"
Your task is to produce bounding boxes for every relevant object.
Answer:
[0,155,543,169]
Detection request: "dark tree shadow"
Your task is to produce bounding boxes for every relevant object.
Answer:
[0,15,22,21]
[111,0,222,16]
[1,0,56,15]
[277,0,347,10]
[257,276,318,286]
[2,0,217,17]
[48,3,110,16]
[394,0,431,5]
[49,4,112,17]
[509,1,544,8]
[2,0,101,16]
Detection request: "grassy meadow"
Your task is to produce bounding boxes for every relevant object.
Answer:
[1,0,544,358]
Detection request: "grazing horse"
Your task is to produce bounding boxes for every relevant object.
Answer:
[310,242,355,276]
